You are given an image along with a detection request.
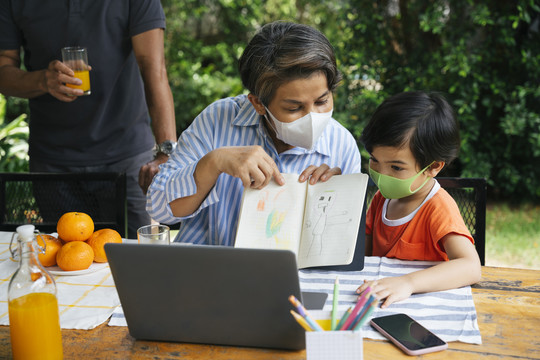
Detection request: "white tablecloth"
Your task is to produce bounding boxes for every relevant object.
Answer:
[0,231,121,330]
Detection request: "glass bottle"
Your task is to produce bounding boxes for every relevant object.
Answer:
[8,225,63,360]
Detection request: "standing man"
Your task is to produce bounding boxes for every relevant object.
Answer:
[0,0,177,238]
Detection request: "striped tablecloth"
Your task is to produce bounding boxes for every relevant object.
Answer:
[0,231,120,330]
[109,256,482,344]
[299,256,482,344]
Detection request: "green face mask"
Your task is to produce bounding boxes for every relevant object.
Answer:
[369,163,433,199]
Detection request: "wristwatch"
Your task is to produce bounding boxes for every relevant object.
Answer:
[154,140,177,156]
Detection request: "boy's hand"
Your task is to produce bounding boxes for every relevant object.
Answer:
[299,164,341,184]
[357,277,414,309]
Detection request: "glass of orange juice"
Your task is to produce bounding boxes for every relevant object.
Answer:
[61,46,91,95]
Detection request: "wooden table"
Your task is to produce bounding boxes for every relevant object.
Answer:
[1,266,539,359]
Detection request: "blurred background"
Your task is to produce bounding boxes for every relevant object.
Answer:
[1,0,539,268]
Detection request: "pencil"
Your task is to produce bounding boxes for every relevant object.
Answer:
[352,301,378,330]
[335,306,352,330]
[348,294,376,330]
[331,277,339,330]
[290,310,313,331]
[288,295,324,331]
[340,287,371,330]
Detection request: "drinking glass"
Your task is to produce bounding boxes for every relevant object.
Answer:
[137,224,170,245]
[61,46,91,95]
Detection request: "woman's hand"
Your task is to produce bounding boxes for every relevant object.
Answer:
[169,145,283,217]
[356,277,414,309]
[213,146,285,189]
[298,164,342,184]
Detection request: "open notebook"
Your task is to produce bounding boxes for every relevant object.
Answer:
[235,173,369,270]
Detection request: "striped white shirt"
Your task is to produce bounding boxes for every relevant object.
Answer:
[147,95,361,245]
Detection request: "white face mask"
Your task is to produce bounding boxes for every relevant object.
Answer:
[265,107,333,150]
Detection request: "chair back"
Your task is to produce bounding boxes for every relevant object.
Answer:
[437,178,487,265]
[0,172,127,237]
[366,177,487,265]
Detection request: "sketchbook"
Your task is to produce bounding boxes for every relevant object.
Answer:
[234,173,369,269]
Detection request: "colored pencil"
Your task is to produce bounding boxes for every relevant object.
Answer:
[335,306,352,330]
[290,310,313,331]
[331,277,339,330]
[352,301,378,330]
[348,294,376,330]
[339,287,371,330]
[288,295,323,331]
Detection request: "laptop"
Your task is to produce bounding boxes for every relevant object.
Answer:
[105,243,321,350]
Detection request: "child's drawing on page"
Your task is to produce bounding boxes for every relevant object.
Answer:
[303,190,352,257]
[254,188,293,248]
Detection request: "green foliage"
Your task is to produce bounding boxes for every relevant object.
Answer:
[0,95,29,172]
[2,0,539,201]
[162,0,256,130]
[338,0,540,201]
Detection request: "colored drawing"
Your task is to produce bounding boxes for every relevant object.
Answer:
[266,209,286,237]
[257,191,269,211]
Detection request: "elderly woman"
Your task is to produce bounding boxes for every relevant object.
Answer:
[147,21,361,245]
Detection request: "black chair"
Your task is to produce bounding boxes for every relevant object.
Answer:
[366,177,487,265]
[0,172,127,238]
[437,177,487,265]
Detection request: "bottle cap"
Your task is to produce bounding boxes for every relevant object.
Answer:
[16,225,35,241]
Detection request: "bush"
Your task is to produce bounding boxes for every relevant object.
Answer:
[0,95,29,172]
[2,1,539,201]
[336,0,540,201]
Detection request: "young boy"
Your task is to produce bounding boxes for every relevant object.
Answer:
[357,91,481,308]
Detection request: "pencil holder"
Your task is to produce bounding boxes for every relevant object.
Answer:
[305,330,363,360]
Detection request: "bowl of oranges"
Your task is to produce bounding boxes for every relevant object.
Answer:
[38,212,122,275]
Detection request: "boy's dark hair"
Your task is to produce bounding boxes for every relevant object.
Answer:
[360,91,460,168]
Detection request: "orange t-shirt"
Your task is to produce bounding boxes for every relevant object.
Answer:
[366,185,474,261]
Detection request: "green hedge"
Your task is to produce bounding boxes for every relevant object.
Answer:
[335,0,540,201]
[3,0,539,201]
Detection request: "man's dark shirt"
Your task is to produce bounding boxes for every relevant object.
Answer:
[0,0,166,165]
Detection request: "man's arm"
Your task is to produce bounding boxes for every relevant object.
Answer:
[132,28,177,193]
[0,49,83,100]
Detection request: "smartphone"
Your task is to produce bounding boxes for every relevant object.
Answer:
[370,313,448,356]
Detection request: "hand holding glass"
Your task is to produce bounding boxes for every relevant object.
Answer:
[61,46,91,95]
[137,225,170,245]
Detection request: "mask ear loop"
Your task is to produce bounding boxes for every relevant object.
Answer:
[263,107,280,134]
[408,161,435,193]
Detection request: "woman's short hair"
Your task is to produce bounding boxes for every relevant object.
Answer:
[238,21,341,106]
[361,91,460,168]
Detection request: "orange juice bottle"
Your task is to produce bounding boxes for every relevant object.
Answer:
[8,225,63,360]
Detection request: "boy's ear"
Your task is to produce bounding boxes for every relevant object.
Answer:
[426,161,445,177]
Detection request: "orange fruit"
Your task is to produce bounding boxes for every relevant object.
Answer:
[36,234,63,267]
[57,212,94,242]
[56,241,94,271]
[87,228,122,263]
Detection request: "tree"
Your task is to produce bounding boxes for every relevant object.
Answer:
[337,0,540,200]
[3,0,539,200]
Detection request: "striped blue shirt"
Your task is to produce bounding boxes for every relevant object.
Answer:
[147,95,361,245]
